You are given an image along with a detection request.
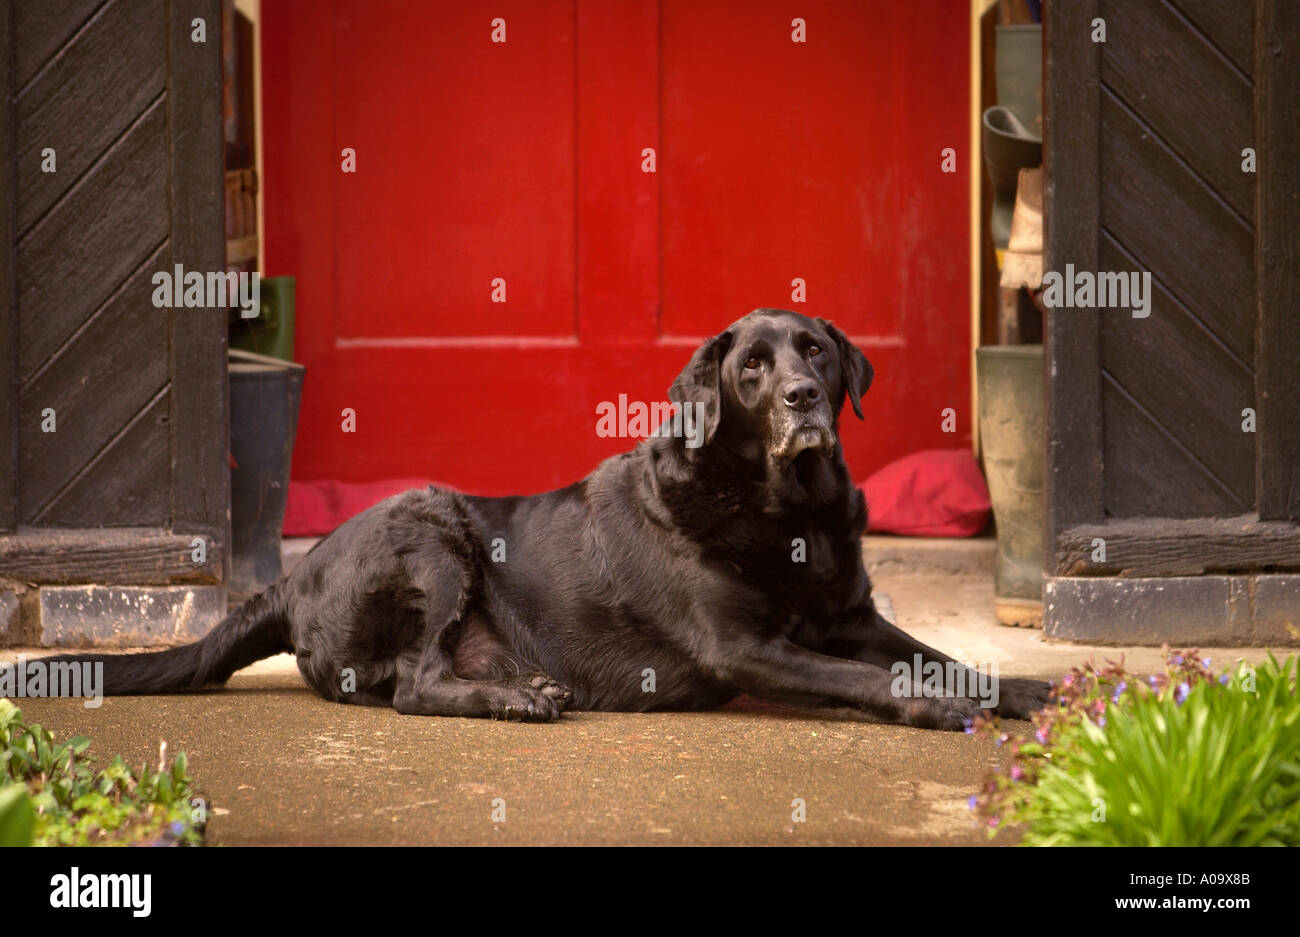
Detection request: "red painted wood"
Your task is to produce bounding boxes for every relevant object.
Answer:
[262,0,970,497]
[334,0,576,340]
[577,0,659,346]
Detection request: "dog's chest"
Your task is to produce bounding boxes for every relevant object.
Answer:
[733,524,857,586]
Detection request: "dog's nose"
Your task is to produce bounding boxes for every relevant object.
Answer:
[783,382,820,410]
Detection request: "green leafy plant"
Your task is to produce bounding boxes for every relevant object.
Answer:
[970,649,1300,846]
[0,698,207,846]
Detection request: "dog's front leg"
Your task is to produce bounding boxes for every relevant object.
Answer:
[701,635,981,730]
[819,605,1053,721]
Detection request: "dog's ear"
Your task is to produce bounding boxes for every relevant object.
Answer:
[669,329,734,444]
[816,318,872,420]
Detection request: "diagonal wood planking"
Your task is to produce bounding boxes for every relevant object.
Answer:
[1102,373,1250,519]
[18,242,169,519]
[1101,0,1254,219]
[13,0,104,88]
[13,0,172,526]
[1099,234,1254,507]
[1099,89,1254,362]
[1168,0,1255,79]
[16,0,165,233]
[1095,0,1256,518]
[36,389,171,527]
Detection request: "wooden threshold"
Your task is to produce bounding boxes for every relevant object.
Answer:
[1056,514,1300,577]
[0,526,222,585]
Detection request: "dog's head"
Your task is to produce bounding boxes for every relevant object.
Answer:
[665,308,872,505]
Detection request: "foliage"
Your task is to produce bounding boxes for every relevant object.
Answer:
[0,698,206,846]
[970,649,1300,846]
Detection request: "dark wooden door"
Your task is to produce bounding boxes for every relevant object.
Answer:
[0,0,229,644]
[1044,0,1300,644]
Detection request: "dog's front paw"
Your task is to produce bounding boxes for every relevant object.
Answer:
[900,694,983,732]
[992,677,1054,721]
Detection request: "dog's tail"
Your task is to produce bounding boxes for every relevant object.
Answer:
[36,583,292,695]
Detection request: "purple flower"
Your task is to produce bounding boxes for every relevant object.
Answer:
[1202,658,1211,668]
[996,734,1008,748]
[1111,681,1127,702]
[1220,674,1231,686]
[967,795,977,810]
[1036,726,1050,744]
[963,718,974,735]
[1173,655,1184,665]
[1098,716,1106,727]
[1148,675,1159,687]
[1175,682,1190,705]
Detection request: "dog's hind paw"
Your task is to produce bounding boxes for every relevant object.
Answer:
[489,674,575,722]
[523,673,575,707]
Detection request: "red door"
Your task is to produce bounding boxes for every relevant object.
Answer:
[262,0,969,503]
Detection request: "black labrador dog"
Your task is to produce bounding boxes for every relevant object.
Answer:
[49,309,1050,729]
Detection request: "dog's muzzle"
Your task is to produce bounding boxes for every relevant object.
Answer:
[769,408,836,461]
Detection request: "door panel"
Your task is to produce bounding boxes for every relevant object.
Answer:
[661,0,909,340]
[1098,236,1254,514]
[264,0,971,496]
[333,0,576,340]
[1092,0,1256,519]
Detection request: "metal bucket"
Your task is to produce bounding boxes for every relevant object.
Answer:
[229,348,305,606]
[977,344,1045,626]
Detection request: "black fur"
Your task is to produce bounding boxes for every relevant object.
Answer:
[41,309,1050,729]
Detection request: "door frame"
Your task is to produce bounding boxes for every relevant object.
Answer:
[0,1,228,593]
[1042,0,1300,644]
[1044,0,1300,579]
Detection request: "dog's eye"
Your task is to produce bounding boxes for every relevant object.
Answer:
[743,357,760,370]
[808,345,821,357]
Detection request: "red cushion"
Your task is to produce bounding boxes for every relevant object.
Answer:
[860,449,991,537]
[283,478,443,536]
[286,450,991,539]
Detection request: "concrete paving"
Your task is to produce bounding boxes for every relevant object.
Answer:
[4,567,1290,846]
